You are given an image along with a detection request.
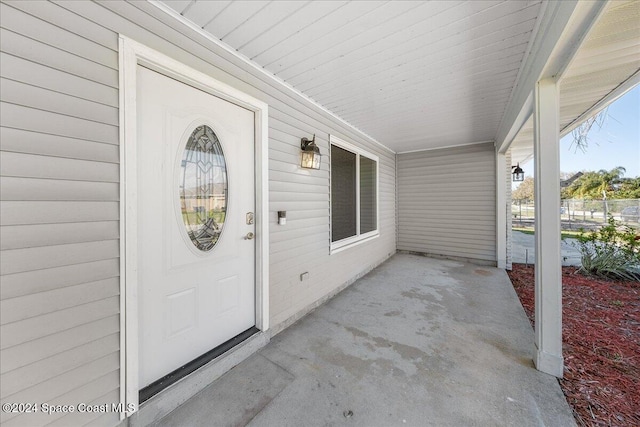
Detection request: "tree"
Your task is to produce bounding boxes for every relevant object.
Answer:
[563,167,627,199]
[614,177,640,199]
[512,177,534,201]
[570,107,609,153]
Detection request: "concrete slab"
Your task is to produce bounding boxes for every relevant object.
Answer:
[154,254,576,427]
[512,231,582,267]
[151,354,294,427]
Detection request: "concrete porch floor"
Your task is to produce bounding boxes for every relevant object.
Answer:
[153,254,575,427]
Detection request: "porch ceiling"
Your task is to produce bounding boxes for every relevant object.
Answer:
[510,0,640,165]
[159,0,544,152]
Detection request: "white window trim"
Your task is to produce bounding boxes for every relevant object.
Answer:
[329,135,380,254]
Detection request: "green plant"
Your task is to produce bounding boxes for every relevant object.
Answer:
[574,215,640,281]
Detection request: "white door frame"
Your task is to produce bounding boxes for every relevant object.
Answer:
[118,35,269,418]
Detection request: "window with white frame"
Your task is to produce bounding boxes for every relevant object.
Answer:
[330,136,379,251]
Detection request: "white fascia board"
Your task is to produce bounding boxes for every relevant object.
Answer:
[496,92,533,154]
[148,0,395,154]
[495,0,608,153]
[542,1,609,82]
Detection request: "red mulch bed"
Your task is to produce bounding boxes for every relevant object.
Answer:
[507,264,640,427]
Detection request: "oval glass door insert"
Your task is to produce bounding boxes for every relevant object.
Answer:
[180,125,227,252]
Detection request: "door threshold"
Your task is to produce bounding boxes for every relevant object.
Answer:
[130,329,269,427]
[139,327,260,404]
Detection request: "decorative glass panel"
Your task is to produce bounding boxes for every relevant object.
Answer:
[180,125,227,252]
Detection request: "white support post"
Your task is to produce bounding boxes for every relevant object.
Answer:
[496,151,507,269]
[505,149,513,270]
[533,78,564,378]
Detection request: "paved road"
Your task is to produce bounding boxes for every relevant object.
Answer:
[512,231,582,267]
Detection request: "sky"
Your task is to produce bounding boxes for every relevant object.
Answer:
[517,85,640,184]
[559,85,640,178]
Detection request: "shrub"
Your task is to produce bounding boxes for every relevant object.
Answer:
[574,215,640,281]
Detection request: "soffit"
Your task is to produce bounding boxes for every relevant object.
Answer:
[510,0,640,165]
[160,0,543,152]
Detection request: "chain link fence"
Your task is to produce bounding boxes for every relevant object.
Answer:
[512,199,640,230]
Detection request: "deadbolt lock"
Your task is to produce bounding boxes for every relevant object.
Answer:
[246,212,254,225]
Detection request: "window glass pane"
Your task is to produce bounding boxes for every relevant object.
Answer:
[360,156,377,234]
[331,145,357,242]
[180,125,227,251]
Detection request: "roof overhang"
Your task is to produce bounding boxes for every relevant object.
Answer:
[508,0,640,165]
[495,0,609,153]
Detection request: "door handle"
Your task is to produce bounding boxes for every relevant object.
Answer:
[244,232,255,240]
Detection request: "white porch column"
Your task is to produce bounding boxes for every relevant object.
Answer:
[496,151,507,269]
[533,78,563,378]
[505,149,513,270]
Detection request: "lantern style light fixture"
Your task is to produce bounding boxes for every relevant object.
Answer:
[300,134,321,170]
[512,163,525,182]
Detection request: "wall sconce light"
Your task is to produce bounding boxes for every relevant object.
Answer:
[300,134,321,170]
[512,163,525,182]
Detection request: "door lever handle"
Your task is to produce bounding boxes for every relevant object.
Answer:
[244,232,255,240]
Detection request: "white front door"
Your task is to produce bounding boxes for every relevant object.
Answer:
[136,66,256,389]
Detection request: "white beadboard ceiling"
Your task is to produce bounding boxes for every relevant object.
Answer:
[160,0,543,152]
[510,0,640,165]
[159,0,638,155]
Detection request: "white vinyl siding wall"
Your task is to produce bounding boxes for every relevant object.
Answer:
[0,1,120,426]
[0,2,395,425]
[397,142,496,264]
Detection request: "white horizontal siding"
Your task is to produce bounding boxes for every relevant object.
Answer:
[1,103,118,144]
[0,260,119,300]
[397,142,496,263]
[0,127,119,164]
[0,221,119,250]
[1,277,120,325]
[4,0,118,50]
[0,28,118,88]
[0,201,119,226]
[0,177,119,201]
[398,226,497,239]
[51,389,120,427]
[0,4,122,424]
[1,315,120,373]
[0,334,118,398]
[0,53,118,107]
[1,151,119,183]
[0,297,119,350]
[0,2,396,426]
[0,2,118,69]
[1,78,119,126]
[2,371,118,427]
[1,240,119,275]
[0,352,119,426]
